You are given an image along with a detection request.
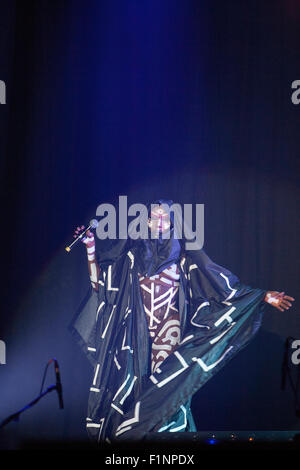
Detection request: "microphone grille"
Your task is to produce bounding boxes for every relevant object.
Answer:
[90,219,99,229]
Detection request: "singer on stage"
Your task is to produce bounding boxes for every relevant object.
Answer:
[70,199,294,442]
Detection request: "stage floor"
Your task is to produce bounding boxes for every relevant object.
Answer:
[1,430,300,452]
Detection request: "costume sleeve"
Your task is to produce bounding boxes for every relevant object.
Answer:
[182,249,267,304]
[69,266,107,366]
[111,251,267,441]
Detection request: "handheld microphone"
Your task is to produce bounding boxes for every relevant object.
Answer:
[53,359,64,409]
[65,219,98,253]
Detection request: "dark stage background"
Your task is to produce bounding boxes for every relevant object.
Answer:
[0,0,299,448]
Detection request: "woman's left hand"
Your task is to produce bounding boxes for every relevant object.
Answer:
[264,291,295,312]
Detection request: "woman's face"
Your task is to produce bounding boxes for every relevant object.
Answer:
[148,205,171,236]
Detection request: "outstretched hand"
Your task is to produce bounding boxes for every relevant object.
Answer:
[264,291,295,312]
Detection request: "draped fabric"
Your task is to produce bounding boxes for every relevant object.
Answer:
[70,245,266,441]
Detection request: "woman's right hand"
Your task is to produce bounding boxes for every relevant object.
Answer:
[75,225,99,289]
[74,225,95,248]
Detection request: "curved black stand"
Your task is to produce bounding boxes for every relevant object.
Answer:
[0,385,57,429]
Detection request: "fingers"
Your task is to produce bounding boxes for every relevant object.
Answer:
[279,302,291,310]
[74,225,85,237]
[74,226,85,232]
[277,297,295,311]
[272,301,284,311]
[279,294,295,310]
[74,225,95,247]
[284,295,295,301]
[278,292,295,301]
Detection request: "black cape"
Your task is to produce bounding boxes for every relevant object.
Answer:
[70,234,266,441]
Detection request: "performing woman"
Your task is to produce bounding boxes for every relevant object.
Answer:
[70,199,294,442]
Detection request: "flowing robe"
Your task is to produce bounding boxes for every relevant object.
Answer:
[70,248,266,441]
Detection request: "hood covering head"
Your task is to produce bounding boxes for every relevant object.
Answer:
[134,199,182,276]
[96,199,182,276]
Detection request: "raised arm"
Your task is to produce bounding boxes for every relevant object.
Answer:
[74,225,99,292]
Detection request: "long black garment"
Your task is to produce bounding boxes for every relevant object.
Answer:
[70,242,266,441]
